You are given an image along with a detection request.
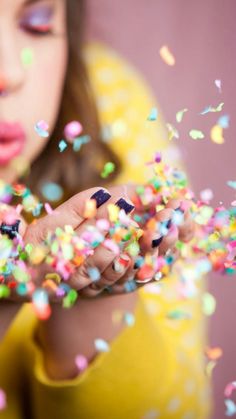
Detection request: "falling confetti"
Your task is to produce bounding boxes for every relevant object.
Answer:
[34,120,49,138]
[147,107,158,121]
[200,102,224,115]
[64,121,83,143]
[215,79,222,93]
[94,338,110,352]
[75,354,88,372]
[101,162,115,178]
[210,125,224,144]
[166,123,179,140]
[41,182,63,202]
[176,108,188,123]
[159,45,175,66]
[189,129,205,140]
[58,139,68,152]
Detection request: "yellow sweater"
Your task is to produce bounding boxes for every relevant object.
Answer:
[0,42,211,419]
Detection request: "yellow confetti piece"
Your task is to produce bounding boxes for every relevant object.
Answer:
[210,124,225,144]
[166,123,179,140]
[107,203,119,222]
[205,360,217,377]
[159,45,175,66]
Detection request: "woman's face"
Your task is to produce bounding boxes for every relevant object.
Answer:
[0,0,68,182]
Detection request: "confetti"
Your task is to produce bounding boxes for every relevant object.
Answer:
[225,382,236,398]
[41,182,63,202]
[176,108,188,123]
[210,125,224,144]
[202,292,216,316]
[200,102,224,115]
[166,123,179,140]
[75,354,88,372]
[189,129,205,140]
[101,162,115,178]
[159,45,175,66]
[215,79,222,93]
[94,338,110,352]
[64,121,83,143]
[58,139,68,152]
[225,399,236,417]
[218,115,230,129]
[34,120,49,138]
[147,107,158,121]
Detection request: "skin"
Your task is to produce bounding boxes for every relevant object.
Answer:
[0,0,195,380]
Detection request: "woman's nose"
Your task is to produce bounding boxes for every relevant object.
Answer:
[0,32,25,96]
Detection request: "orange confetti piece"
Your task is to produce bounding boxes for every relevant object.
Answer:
[159,45,175,66]
[205,346,223,361]
[83,199,97,218]
[210,124,225,144]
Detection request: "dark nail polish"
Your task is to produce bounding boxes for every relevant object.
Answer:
[175,206,184,214]
[90,189,111,208]
[166,219,172,229]
[0,220,20,239]
[115,198,135,214]
[152,236,163,248]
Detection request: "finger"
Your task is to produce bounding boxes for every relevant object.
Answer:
[139,207,173,254]
[158,224,179,255]
[80,253,132,297]
[23,187,112,245]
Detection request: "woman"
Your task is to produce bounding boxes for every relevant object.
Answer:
[0,0,211,418]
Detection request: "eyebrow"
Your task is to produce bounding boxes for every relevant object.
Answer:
[23,0,54,6]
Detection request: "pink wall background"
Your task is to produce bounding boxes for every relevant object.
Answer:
[86,1,236,418]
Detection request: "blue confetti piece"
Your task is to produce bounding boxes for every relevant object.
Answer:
[124,280,137,293]
[58,139,68,152]
[87,267,101,282]
[227,181,236,190]
[225,399,236,417]
[41,182,63,202]
[124,312,135,326]
[94,338,110,352]
[73,135,91,152]
[218,114,230,129]
[147,107,158,121]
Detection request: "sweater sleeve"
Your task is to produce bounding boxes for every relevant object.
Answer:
[24,42,212,419]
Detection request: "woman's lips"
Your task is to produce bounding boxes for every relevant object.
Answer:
[0,122,26,165]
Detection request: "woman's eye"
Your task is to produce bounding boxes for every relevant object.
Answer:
[20,24,53,36]
[19,6,55,37]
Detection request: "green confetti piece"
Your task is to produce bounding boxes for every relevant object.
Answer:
[176,108,188,123]
[0,285,10,298]
[202,292,216,316]
[21,47,34,67]
[189,129,205,140]
[63,289,78,308]
[101,162,115,178]
[12,266,30,283]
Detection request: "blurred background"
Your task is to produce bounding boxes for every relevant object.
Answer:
[86,1,236,418]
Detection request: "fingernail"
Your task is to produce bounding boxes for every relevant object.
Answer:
[0,220,20,239]
[166,219,172,229]
[90,189,111,208]
[175,206,184,214]
[115,198,135,214]
[152,236,163,248]
[113,254,130,273]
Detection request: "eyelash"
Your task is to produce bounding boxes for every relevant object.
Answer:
[21,24,54,37]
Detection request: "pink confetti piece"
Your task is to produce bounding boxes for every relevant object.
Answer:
[75,354,88,372]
